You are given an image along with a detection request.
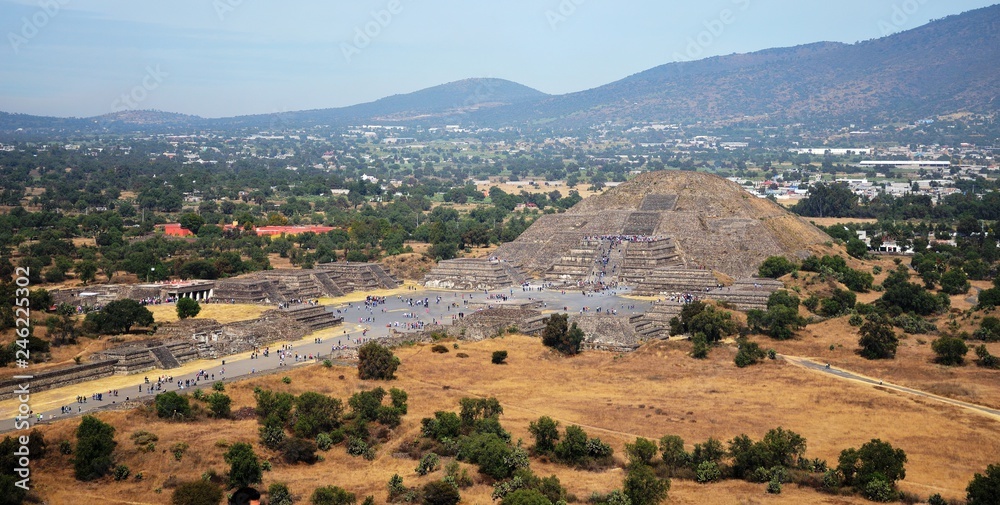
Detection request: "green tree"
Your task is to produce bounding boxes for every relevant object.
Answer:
[623,463,670,505]
[176,297,201,319]
[846,238,868,259]
[492,350,508,364]
[178,212,205,235]
[294,392,344,438]
[541,314,584,355]
[73,415,117,481]
[837,439,907,491]
[206,392,232,419]
[422,480,461,505]
[311,486,356,505]
[858,314,899,360]
[625,437,658,467]
[659,435,689,469]
[966,463,1000,505]
[84,298,154,334]
[528,416,560,454]
[357,341,400,380]
[76,260,98,284]
[932,336,969,366]
[758,256,797,278]
[553,425,589,464]
[155,391,192,420]
[940,269,970,295]
[224,442,263,489]
[170,480,223,505]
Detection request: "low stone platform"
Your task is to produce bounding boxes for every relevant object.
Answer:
[317,262,401,291]
[423,258,527,291]
[632,268,721,296]
[466,299,544,311]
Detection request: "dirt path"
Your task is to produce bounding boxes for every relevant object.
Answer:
[782,355,1000,421]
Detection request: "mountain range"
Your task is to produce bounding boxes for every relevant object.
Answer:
[2,4,998,133]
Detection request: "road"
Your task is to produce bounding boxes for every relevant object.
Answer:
[782,355,1000,421]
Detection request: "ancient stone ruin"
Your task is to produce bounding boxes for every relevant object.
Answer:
[496,170,829,281]
[422,258,528,290]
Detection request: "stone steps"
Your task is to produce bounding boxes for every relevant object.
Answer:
[149,346,181,369]
[632,268,720,296]
[282,305,343,331]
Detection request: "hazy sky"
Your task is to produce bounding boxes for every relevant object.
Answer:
[1,0,995,118]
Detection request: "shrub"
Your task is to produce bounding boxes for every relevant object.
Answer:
[73,415,117,481]
[113,464,131,481]
[492,350,508,364]
[206,392,232,419]
[625,437,658,467]
[932,336,969,366]
[431,344,449,353]
[858,314,899,360]
[212,381,225,392]
[501,489,552,505]
[269,483,294,505]
[864,478,897,502]
[281,437,319,464]
[966,463,1000,505]
[170,480,223,505]
[358,341,401,380]
[695,461,721,483]
[311,486,356,505]
[659,435,689,469]
[767,477,782,494]
[422,480,461,505]
[176,297,201,319]
[838,439,907,492]
[416,452,441,476]
[541,314,584,355]
[759,256,797,278]
[316,432,334,451]
[624,463,670,505]
[529,416,560,454]
[155,391,192,420]
[734,338,767,368]
[224,442,262,489]
[171,442,189,461]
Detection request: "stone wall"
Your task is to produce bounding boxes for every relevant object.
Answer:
[0,360,118,400]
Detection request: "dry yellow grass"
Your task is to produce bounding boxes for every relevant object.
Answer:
[21,335,1000,504]
[145,303,268,325]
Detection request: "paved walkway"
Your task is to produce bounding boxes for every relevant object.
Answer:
[1,285,645,432]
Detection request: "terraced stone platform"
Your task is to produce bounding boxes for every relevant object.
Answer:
[317,262,401,291]
[422,258,527,290]
[496,171,829,279]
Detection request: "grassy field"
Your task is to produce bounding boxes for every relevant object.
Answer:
[22,335,999,504]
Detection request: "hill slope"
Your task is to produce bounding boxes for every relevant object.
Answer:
[2,5,998,132]
[487,4,1000,125]
[496,170,830,278]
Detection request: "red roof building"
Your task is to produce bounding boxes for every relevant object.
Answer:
[253,225,336,237]
[161,223,195,237]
